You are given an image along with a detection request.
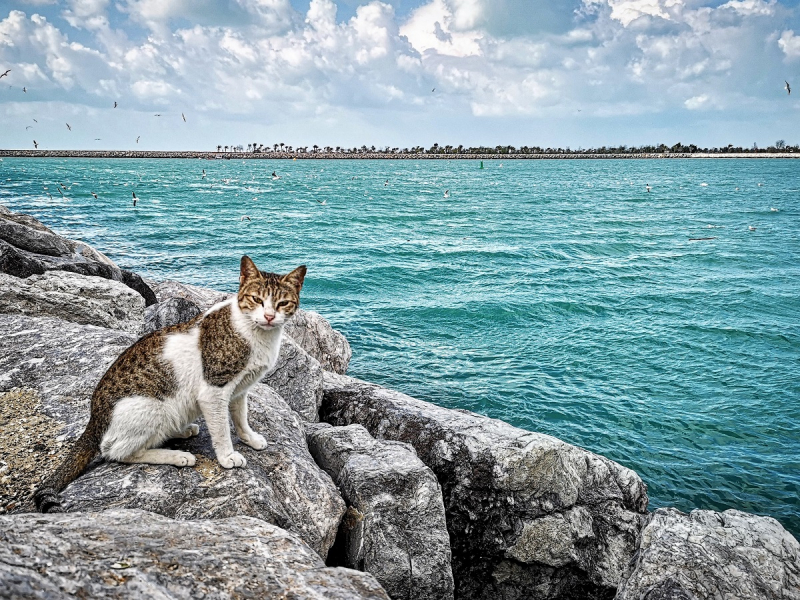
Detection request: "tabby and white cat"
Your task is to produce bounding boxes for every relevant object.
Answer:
[34,256,305,512]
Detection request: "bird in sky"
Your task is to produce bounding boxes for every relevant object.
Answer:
[786,81,791,95]
[132,191,137,206]
[154,113,161,117]
[136,136,140,143]
[240,215,251,221]
[66,123,71,131]
[432,87,435,92]
[32,118,37,123]
[25,125,32,130]
[94,138,101,140]
[114,101,118,108]
[182,113,186,122]
[0,69,10,78]
[33,140,38,149]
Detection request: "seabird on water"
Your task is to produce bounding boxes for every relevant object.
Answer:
[444,190,450,198]
[646,184,651,193]
[202,169,206,179]
[315,199,326,205]
[240,215,251,221]
[786,80,791,95]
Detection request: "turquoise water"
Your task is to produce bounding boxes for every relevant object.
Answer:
[2,157,798,537]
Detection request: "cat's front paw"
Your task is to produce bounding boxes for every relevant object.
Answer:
[218,451,247,469]
[239,431,267,450]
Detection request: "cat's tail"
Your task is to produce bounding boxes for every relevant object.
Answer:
[33,419,103,513]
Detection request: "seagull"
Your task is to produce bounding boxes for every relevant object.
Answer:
[57,186,64,197]
[136,136,140,143]
[25,125,32,130]
[272,172,280,180]
[202,169,206,179]
[154,114,161,117]
[646,184,651,193]
[315,199,326,205]
[0,69,10,79]
[240,215,252,221]
[33,140,38,149]
[443,190,450,198]
[114,101,118,108]
[94,138,101,140]
[770,207,779,212]
[385,180,388,186]
[91,192,98,199]
[432,88,435,92]
[749,226,756,231]
[786,81,791,95]
[66,123,71,131]
[22,86,26,93]
[32,119,37,123]
[182,113,186,122]
[132,191,137,206]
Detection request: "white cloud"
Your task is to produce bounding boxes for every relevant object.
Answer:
[778,29,800,59]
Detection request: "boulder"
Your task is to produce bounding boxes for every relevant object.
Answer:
[0,271,145,333]
[307,422,454,599]
[321,373,649,600]
[0,205,156,306]
[263,335,324,422]
[285,309,352,374]
[615,507,800,600]
[0,509,390,599]
[0,314,345,559]
[141,297,202,335]
[151,279,229,309]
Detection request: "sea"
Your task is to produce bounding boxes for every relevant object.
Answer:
[1,157,798,537]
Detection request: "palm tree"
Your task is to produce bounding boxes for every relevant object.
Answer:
[216,145,222,152]
[279,143,285,152]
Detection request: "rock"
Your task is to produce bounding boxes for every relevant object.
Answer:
[307,422,455,600]
[264,335,324,422]
[0,205,157,306]
[151,279,229,309]
[0,271,145,333]
[0,238,46,278]
[141,297,202,334]
[0,509,390,599]
[0,314,345,559]
[321,373,650,600]
[615,507,800,600]
[285,309,352,374]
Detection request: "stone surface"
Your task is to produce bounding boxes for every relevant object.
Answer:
[0,314,345,559]
[0,509,390,599]
[141,296,202,335]
[321,373,650,600]
[0,205,157,306]
[151,279,229,309]
[307,422,454,600]
[264,335,324,422]
[0,271,145,333]
[615,507,800,600]
[285,309,352,374]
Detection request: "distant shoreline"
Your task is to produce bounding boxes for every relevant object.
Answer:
[1,149,799,160]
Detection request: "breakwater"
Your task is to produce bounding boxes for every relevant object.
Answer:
[1,149,799,159]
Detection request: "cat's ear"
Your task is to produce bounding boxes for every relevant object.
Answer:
[282,265,306,293]
[240,255,261,285]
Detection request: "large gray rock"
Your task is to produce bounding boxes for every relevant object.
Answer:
[151,279,229,309]
[285,309,352,374]
[0,314,345,559]
[616,507,800,600]
[141,296,202,335]
[307,422,455,600]
[0,271,145,333]
[321,373,649,600]
[0,509,390,599]
[0,205,156,306]
[264,335,324,422]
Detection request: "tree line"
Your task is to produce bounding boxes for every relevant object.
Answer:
[214,141,796,155]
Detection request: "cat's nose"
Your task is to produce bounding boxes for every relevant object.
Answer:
[265,313,275,323]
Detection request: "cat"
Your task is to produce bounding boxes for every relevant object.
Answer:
[34,255,306,513]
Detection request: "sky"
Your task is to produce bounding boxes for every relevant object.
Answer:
[1,0,799,150]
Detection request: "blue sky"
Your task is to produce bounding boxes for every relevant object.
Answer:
[1,0,799,150]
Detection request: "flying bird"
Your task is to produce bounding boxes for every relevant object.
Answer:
[114,101,118,108]
[786,81,791,95]
[0,69,10,79]
[22,86,26,93]
[136,136,140,143]
[202,169,206,179]
[94,138,101,140]
[33,140,38,149]
[32,119,37,123]
[66,123,71,131]
[182,112,186,122]
[132,191,137,206]
[154,113,161,117]
[91,192,98,199]
[240,215,251,221]
[26,125,32,130]
[432,88,435,92]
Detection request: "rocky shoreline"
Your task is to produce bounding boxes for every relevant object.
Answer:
[1,204,798,599]
[2,149,799,160]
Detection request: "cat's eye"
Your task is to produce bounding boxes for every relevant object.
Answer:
[276,300,292,309]
[250,295,263,304]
